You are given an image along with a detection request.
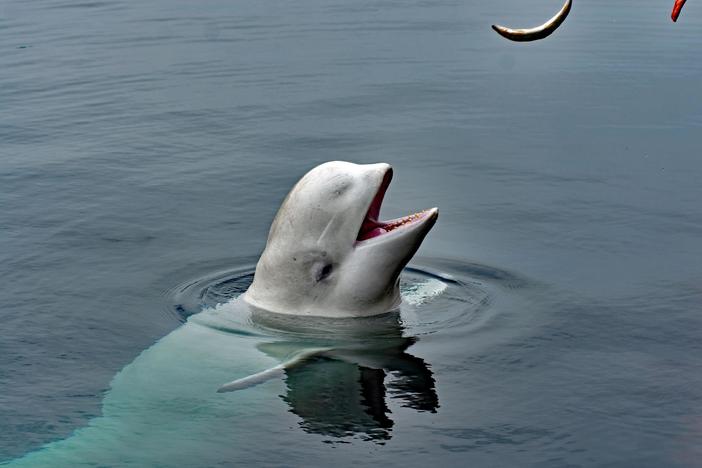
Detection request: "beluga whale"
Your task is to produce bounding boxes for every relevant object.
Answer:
[218,161,440,392]
[8,162,443,466]
[244,161,438,318]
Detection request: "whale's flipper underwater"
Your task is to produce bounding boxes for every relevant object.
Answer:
[217,346,333,393]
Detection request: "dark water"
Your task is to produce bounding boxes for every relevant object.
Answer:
[1,0,701,466]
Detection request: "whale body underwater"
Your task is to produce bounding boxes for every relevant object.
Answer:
[7,162,445,466]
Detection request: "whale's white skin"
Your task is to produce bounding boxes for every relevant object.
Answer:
[244,161,438,318]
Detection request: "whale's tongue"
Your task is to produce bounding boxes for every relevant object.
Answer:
[358,222,387,241]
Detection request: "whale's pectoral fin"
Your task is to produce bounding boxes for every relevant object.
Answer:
[217,363,286,393]
[217,347,333,393]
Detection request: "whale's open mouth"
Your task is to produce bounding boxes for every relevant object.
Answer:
[356,167,437,243]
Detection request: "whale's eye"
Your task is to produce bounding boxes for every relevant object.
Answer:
[315,263,333,282]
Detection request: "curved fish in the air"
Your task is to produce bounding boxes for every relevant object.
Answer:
[492,0,572,42]
[671,0,687,21]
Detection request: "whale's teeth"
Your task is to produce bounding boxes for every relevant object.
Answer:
[358,208,431,241]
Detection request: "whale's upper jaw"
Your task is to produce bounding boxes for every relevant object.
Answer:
[355,165,438,247]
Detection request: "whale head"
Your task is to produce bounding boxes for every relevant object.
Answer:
[243,161,438,317]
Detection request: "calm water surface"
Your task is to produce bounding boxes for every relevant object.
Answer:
[1,0,701,466]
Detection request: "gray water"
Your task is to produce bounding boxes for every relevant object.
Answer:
[1,0,701,466]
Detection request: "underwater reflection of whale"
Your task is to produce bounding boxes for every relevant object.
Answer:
[282,339,437,442]
[237,311,439,441]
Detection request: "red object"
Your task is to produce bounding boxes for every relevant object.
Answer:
[672,0,687,22]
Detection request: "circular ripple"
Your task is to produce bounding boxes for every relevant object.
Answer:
[165,257,527,340]
[169,263,256,322]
